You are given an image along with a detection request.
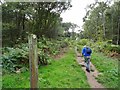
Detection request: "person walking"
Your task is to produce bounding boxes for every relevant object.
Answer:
[82,45,92,72]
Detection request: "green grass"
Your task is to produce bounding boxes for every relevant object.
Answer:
[91,52,118,88]
[39,48,90,88]
[2,48,90,88]
[2,71,30,88]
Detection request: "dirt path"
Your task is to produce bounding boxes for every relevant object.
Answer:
[76,52,105,88]
[53,47,68,59]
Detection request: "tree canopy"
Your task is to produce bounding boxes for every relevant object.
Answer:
[2,1,72,46]
[82,1,120,45]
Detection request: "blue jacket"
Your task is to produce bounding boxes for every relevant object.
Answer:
[82,47,92,56]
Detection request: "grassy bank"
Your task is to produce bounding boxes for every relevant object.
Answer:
[2,48,90,88]
[91,52,118,88]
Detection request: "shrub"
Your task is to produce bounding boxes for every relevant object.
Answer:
[77,45,83,53]
[105,45,120,54]
[1,46,29,73]
[38,50,50,65]
[78,39,89,46]
[107,40,112,44]
[2,37,69,73]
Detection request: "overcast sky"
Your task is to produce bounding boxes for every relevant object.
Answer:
[60,0,95,32]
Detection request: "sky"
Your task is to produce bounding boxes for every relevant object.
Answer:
[60,0,95,32]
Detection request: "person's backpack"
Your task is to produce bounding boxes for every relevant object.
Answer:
[86,47,91,54]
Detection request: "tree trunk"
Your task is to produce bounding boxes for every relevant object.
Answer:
[112,14,113,41]
[102,12,106,40]
[117,19,120,45]
[21,14,25,40]
[16,12,21,38]
[22,14,25,31]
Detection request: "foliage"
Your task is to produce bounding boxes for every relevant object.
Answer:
[91,52,118,88]
[38,36,69,55]
[2,71,30,88]
[77,39,89,46]
[105,44,120,54]
[1,36,69,73]
[2,2,72,47]
[82,1,120,45]
[2,48,90,88]
[38,50,51,65]
[62,22,79,39]
[76,45,83,53]
[91,41,120,54]
[77,39,120,56]
[1,45,29,73]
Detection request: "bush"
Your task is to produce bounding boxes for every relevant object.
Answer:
[88,40,120,54]
[107,40,112,44]
[38,50,50,65]
[105,45,120,54]
[2,37,69,73]
[78,39,89,46]
[1,46,29,73]
[77,45,83,53]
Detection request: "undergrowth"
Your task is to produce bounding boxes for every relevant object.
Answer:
[2,48,90,88]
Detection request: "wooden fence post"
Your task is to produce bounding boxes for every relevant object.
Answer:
[28,34,38,89]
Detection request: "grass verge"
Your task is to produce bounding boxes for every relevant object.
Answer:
[2,48,90,88]
[91,52,118,88]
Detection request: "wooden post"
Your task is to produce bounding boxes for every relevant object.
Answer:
[28,34,38,89]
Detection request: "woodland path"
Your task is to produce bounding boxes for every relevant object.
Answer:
[75,48,106,89]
